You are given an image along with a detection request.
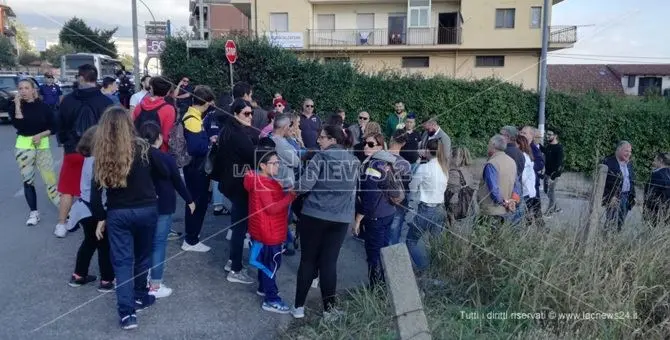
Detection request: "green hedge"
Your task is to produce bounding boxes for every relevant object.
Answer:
[160,35,670,179]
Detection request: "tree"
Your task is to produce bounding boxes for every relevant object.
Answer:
[59,17,118,58]
[0,36,17,67]
[14,22,34,55]
[119,53,134,70]
[43,43,78,66]
[18,51,40,66]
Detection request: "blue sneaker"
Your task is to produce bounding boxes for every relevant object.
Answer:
[262,300,290,314]
[135,294,156,312]
[120,314,137,330]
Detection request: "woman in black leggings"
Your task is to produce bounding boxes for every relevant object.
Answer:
[291,125,360,320]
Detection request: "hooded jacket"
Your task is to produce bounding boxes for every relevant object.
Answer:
[244,170,296,245]
[58,85,113,154]
[213,118,257,200]
[296,144,360,224]
[132,96,176,152]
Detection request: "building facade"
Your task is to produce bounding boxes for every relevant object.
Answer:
[229,0,577,91]
[0,1,17,50]
[548,64,670,97]
[189,1,249,40]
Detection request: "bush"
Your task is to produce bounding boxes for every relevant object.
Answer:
[161,35,670,179]
[283,220,670,339]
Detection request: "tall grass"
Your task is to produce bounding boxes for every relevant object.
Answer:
[285,217,670,339]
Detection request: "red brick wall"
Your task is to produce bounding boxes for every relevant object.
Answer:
[209,4,249,38]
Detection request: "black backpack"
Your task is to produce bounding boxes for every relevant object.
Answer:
[74,101,98,137]
[135,102,169,132]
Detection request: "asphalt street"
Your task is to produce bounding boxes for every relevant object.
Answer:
[0,124,368,340]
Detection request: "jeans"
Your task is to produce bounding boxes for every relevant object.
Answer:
[545,177,559,212]
[74,217,114,282]
[211,180,231,209]
[294,214,348,311]
[229,196,249,272]
[363,214,395,286]
[256,244,283,303]
[606,192,630,232]
[183,163,209,245]
[406,203,446,271]
[106,206,157,318]
[388,200,408,245]
[151,214,172,284]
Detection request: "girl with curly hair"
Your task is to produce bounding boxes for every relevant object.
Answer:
[89,106,168,330]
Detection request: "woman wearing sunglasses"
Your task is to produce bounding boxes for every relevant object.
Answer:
[353,133,397,287]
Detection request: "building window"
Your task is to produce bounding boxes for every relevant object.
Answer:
[530,7,541,29]
[495,9,515,29]
[270,13,289,32]
[402,56,429,68]
[317,14,335,30]
[475,56,505,67]
[408,0,431,28]
[324,57,350,64]
[627,75,636,88]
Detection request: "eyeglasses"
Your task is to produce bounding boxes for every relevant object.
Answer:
[358,116,369,121]
[365,142,378,148]
[266,161,281,166]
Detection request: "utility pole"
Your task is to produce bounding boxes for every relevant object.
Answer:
[537,0,550,139]
[199,0,205,40]
[131,0,141,91]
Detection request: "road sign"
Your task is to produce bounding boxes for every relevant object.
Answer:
[144,21,168,37]
[146,37,166,57]
[187,40,210,49]
[225,40,237,64]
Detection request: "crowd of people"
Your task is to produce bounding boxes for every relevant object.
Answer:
[8,63,670,331]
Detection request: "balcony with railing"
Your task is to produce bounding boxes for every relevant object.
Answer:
[307,27,462,48]
[549,25,577,44]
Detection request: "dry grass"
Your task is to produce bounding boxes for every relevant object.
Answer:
[284,215,670,339]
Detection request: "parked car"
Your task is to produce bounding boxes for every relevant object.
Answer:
[0,74,40,124]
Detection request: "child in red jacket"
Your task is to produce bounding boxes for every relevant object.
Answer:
[243,150,296,314]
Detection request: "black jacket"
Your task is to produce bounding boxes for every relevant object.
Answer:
[542,143,564,180]
[58,86,113,154]
[601,155,636,209]
[213,118,257,200]
[644,167,670,216]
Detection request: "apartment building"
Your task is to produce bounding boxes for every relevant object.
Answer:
[189,1,249,40]
[229,0,577,91]
[0,0,16,48]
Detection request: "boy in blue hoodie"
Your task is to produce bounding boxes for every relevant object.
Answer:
[181,85,216,253]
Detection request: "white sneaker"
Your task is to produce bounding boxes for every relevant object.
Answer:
[54,223,67,238]
[181,241,211,252]
[224,260,232,272]
[26,211,40,226]
[226,270,254,285]
[291,306,305,319]
[148,284,173,298]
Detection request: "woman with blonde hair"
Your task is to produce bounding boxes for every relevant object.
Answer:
[89,106,168,330]
[9,79,60,226]
[406,138,449,272]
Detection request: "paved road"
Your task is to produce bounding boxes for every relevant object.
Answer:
[0,124,368,339]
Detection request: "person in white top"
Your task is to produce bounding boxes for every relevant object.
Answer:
[517,135,537,226]
[405,138,449,272]
[128,75,151,112]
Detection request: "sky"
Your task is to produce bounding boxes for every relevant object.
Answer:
[8,0,670,65]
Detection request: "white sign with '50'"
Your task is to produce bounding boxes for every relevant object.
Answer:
[146,37,166,57]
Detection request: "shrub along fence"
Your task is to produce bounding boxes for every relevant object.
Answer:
[160,35,670,179]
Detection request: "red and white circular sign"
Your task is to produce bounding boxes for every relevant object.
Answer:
[225,40,237,64]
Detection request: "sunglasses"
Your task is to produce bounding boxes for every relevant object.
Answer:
[275,104,284,108]
[358,116,369,121]
[365,142,378,148]
[304,105,314,108]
